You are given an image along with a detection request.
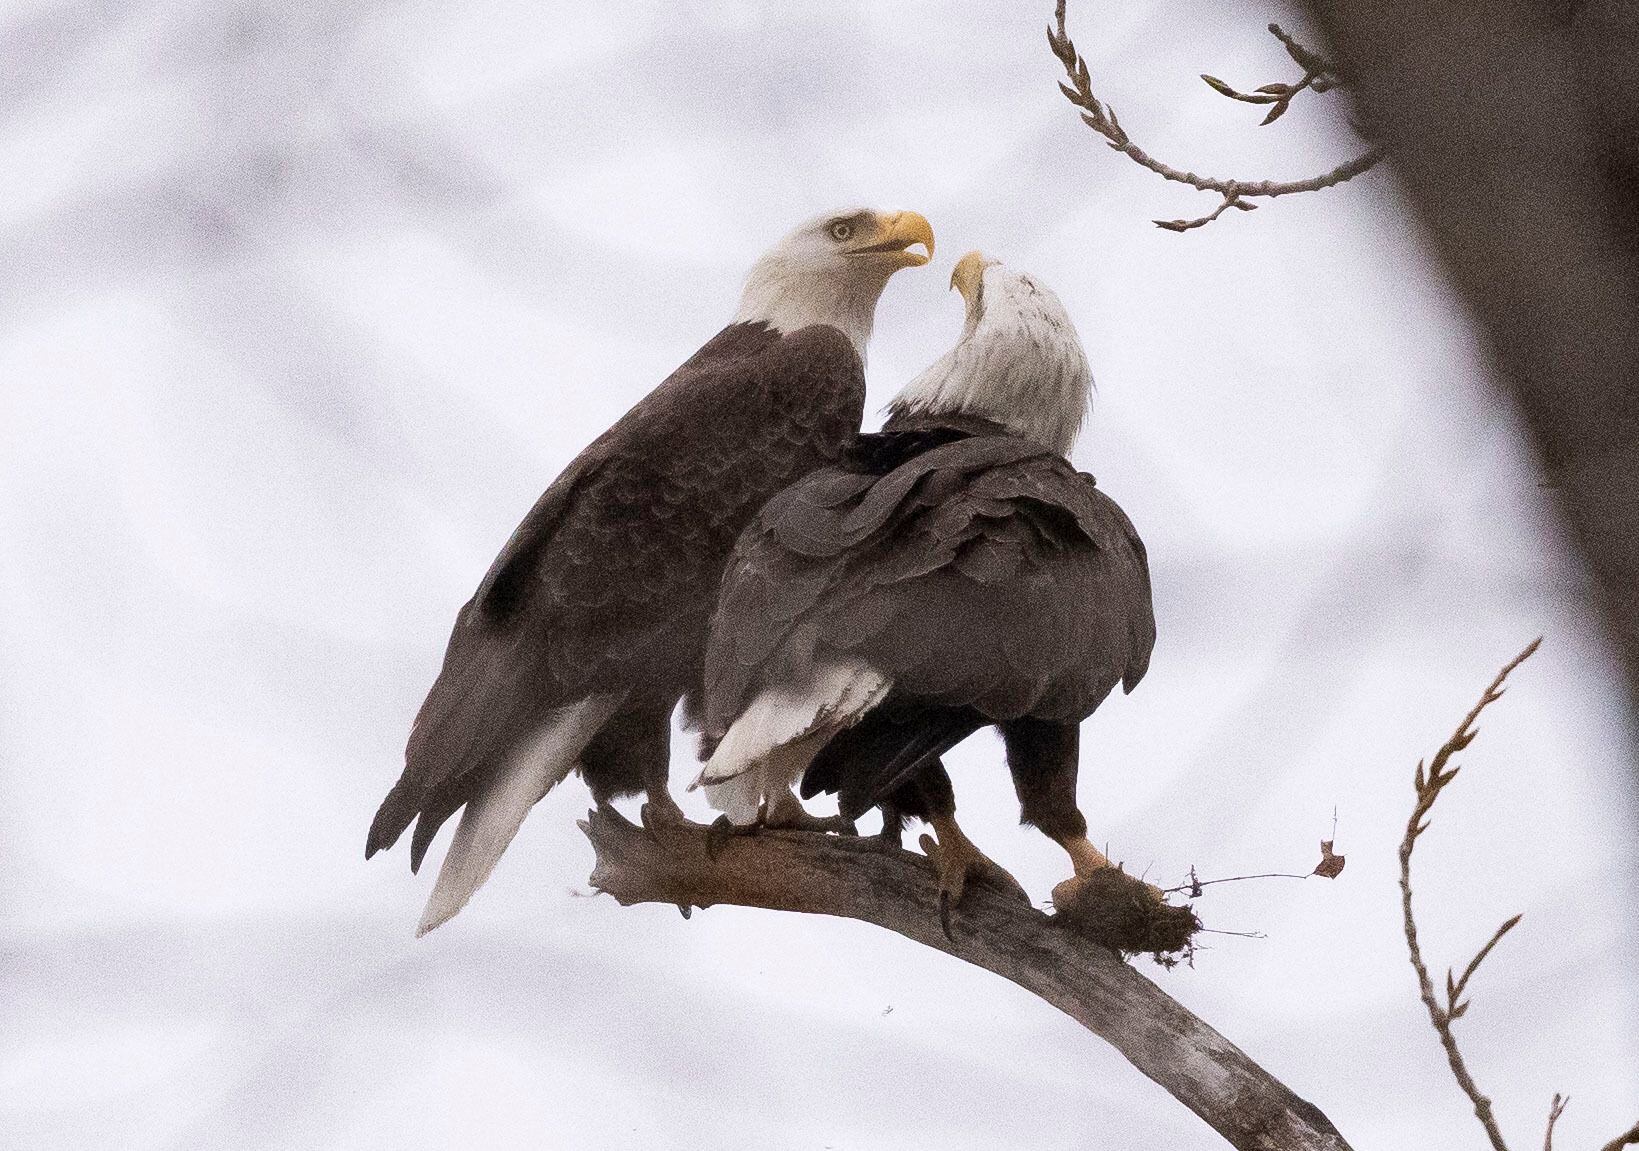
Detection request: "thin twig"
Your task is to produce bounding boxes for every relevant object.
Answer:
[1399,637,1541,1151]
[1162,869,1311,894]
[1446,913,1522,1019]
[1201,24,1341,127]
[1267,22,1336,78]
[1048,0,1383,231]
[1543,1094,1568,1151]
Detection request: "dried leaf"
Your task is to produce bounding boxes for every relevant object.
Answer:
[1201,74,1239,97]
[1256,83,1293,95]
[1312,840,1346,879]
[1261,100,1290,126]
[1232,200,1258,211]
[1153,219,1190,232]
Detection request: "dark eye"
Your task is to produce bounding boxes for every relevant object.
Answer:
[829,221,853,242]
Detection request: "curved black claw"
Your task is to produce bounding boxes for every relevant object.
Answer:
[705,814,753,861]
[639,801,678,835]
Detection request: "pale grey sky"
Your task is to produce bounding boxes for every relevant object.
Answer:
[1,1,1635,1148]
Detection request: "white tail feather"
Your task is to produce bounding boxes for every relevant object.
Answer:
[703,767,768,826]
[416,693,621,936]
[697,659,890,813]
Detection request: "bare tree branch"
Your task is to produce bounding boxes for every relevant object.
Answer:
[582,805,1354,1151]
[1599,1122,1639,1151]
[1399,638,1540,1151]
[1201,24,1341,127]
[1543,1093,1569,1151]
[1047,0,1382,231]
[1445,913,1522,1021]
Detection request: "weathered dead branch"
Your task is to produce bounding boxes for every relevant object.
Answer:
[582,804,1353,1151]
[1047,0,1382,231]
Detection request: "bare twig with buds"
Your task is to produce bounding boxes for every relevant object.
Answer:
[1397,640,1639,1151]
[1399,639,1538,1151]
[1047,1,1382,231]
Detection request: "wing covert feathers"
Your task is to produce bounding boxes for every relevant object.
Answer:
[702,427,1156,744]
[368,321,868,884]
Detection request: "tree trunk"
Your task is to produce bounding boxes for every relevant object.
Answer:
[1295,0,1639,744]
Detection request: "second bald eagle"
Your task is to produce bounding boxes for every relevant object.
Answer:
[697,252,1155,926]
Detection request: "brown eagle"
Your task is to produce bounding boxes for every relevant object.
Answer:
[367,208,935,935]
[695,251,1155,924]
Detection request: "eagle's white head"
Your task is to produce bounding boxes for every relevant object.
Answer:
[734,208,935,360]
[888,251,1093,456]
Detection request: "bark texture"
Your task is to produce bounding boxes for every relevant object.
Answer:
[583,806,1353,1151]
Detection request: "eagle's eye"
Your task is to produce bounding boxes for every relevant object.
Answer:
[829,221,854,242]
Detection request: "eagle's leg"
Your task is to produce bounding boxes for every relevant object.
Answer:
[905,760,1028,938]
[703,786,852,859]
[920,814,1030,939]
[876,799,908,849]
[584,697,688,830]
[1002,719,1161,905]
[637,751,687,830]
[763,786,857,836]
[1046,833,1113,905]
[875,758,941,849]
[639,789,687,831]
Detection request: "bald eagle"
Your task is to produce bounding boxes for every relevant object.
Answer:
[696,252,1155,925]
[366,208,935,935]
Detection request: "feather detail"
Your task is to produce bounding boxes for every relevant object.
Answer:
[701,768,769,826]
[696,659,891,791]
[415,693,621,936]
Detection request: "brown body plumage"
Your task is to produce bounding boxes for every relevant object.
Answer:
[368,322,866,869]
[366,208,935,934]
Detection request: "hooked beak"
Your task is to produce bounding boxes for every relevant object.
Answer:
[949,250,992,304]
[846,210,935,268]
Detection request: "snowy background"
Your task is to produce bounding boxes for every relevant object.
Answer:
[2,0,1635,1148]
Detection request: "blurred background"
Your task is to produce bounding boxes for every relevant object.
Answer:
[2,0,1634,1148]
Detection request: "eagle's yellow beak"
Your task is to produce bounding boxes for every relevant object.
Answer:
[950,250,991,303]
[847,210,935,268]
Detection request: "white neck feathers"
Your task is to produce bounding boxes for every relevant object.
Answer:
[733,258,883,361]
[891,270,1091,456]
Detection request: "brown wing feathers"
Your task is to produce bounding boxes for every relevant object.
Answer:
[704,424,1156,814]
[706,433,1154,733]
[368,323,867,865]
